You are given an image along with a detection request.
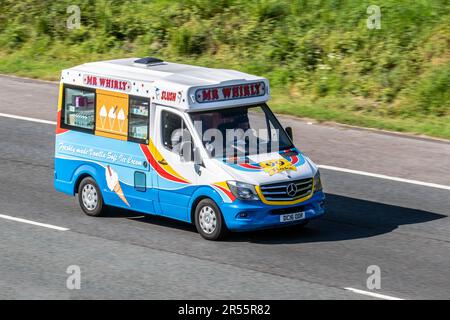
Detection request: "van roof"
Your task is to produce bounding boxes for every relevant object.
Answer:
[61,58,270,111]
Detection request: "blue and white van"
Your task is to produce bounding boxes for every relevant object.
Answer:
[54,57,325,240]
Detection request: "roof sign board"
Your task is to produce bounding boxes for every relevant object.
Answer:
[83,74,132,92]
[195,81,266,104]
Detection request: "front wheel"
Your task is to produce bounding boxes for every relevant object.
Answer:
[194,199,228,241]
[78,177,105,217]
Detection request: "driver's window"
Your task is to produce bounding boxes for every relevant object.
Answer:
[161,110,193,160]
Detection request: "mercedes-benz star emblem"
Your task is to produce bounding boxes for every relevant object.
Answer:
[286,183,298,197]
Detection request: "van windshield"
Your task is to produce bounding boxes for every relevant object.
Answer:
[189,104,293,159]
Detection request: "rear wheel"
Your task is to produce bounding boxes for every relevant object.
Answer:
[194,199,228,241]
[78,177,105,217]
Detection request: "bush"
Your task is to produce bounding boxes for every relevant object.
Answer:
[0,24,28,49]
[413,67,450,116]
[170,25,209,56]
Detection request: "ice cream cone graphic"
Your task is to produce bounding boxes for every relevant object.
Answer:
[113,181,129,206]
[99,105,107,129]
[106,165,130,207]
[118,109,125,133]
[108,106,117,129]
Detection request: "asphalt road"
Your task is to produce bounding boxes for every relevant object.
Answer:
[0,75,450,300]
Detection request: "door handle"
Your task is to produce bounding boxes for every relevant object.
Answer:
[158,159,168,166]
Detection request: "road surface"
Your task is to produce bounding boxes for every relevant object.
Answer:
[0,75,449,299]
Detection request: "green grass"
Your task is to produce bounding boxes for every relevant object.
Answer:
[0,0,449,139]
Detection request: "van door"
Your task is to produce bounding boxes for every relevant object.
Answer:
[153,106,198,221]
[127,95,156,213]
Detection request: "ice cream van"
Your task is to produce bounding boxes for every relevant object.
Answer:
[54,57,325,240]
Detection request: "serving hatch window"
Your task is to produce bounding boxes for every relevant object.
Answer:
[128,96,150,144]
[62,86,95,131]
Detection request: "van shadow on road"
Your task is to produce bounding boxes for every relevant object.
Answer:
[231,193,446,244]
[103,193,446,244]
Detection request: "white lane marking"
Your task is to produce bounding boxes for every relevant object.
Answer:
[318,164,450,191]
[1,112,449,191]
[0,214,69,231]
[344,287,404,300]
[0,113,56,125]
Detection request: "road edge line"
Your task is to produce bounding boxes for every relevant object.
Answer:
[0,214,69,231]
[0,113,56,125]
[318,164,450,191]
[344,287,404,300]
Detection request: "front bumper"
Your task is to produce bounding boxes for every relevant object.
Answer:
[221,191,326,231]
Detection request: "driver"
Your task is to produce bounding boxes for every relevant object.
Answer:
[171,128,183,155]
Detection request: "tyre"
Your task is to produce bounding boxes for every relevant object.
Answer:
[78,177,105,217]
[194,199,228,241]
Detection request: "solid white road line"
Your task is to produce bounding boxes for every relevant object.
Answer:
[0,214,69,231]
[318,164,450,191]
[0,113,56,125]
[1,112,449,191]
[344,287,404,300]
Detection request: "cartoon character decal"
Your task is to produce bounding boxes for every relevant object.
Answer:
[259,158,297,176]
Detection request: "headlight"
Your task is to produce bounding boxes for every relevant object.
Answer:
[227,181,260,201]
[314,170,323,192]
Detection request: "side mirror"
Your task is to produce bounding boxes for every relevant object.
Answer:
[285,127,293,141]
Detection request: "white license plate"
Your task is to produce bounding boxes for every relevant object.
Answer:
[280,211,305,223]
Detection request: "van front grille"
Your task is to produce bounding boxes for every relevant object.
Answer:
[259,178,313,202]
